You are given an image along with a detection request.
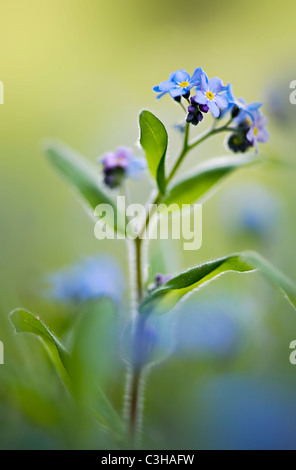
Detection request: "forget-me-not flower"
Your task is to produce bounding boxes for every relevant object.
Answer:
[222,83,262,122]
[193,74,228,118]
[153,68,203,100]
[99,147,147,188]
[45,255,125,303]
[246,110,269,152]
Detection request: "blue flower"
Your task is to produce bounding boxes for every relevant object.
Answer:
[246,110,269,152]
[218,83,236,118]
[45,255,125,303]
[153,68,203,100]
[194,74,228,118]
[99,147,147,189]
[173,298,242,359]
[222,83,262,122]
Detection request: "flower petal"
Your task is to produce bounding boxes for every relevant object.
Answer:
[208,77,224,94]
[156,80,176,92]
[169,69,190,84]
[246,127,254,142]
[190,67,203,84]
[258,114,268,127]
[225,83,236,103]
[169,86,186,98]
[257,128,269,143]
[247,102,262,112]
[215,94,228,109]
[155,91,168,100]
[200,73,208,92]
[194,90,207,105]
[208,100,220,118]
[128,157,147,180]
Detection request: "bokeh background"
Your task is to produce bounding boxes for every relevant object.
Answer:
[1,0,296,450]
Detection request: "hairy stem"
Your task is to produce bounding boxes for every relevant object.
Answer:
[135,237,143,303]
[167,121,190,184]
[129,367,141,442]
[125,237,145,446]
[124,117,232,446]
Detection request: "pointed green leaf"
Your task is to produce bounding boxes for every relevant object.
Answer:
[140,251,296,314]
[44,140,125,233]
[139,110,168,193]
[9,308,125,438]
[162,154,261,207]
[10,308,71,388]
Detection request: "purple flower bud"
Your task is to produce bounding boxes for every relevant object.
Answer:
[188,105,196,114]
[99,147,146,189]
[154,273,172,287]
[199,104,209,113]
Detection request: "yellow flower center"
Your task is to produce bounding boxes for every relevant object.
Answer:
[254,127,258,136]
[179,81,189,88]
[206,91,214,100]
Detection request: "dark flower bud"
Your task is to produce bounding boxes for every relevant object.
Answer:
[186,112,195,124]
[174,95,181,103]
[227,131,253,153]
[199,104,209,113]
[103,166,126,189]
[186,99,205,126]
[231,105,240,118]
[238,118,252,131]
[147,273,173,315]
[186,110,203,126]
[188,105,196,114]
[154,273,172,288]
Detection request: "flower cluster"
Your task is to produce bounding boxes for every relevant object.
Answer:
[98,147,147,189]
[153,67,269,153]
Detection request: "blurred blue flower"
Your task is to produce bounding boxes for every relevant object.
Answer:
[220,184,280,238]
[173,298,242,359]
[265,79,294,126]
[246,110,269,152]
[197,376,296,450]
[122,297,245,369]
[153,68,203,100]
[46,255,125,303]
[218,83,235,118]
[223,83,262,122]
[99,147,147,189]
[194,75,228,118]
[235,98,262,123]
[121,312,175,369]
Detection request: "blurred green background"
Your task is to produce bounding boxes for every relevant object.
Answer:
[1,0,296,449]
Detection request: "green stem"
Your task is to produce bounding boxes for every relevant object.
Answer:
[128,367,142,444]
[167,121,190,184]
[135,237,143,304]
[125,238,145,446]
[125,117,233,446]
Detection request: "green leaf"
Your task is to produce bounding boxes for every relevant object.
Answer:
[162,154,261,207]
[10,308,71,388]
[44,140,125,234]
[140,251,296,315]
[139,110,168,194]
[9,308,125,438]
